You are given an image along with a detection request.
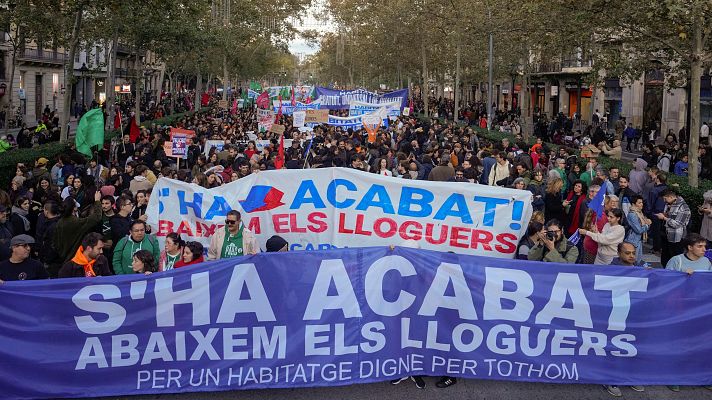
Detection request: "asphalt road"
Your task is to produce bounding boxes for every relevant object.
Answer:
[91,379,712,400]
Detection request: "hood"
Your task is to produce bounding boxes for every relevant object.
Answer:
[134,175,147,182]
[634,158,647,171]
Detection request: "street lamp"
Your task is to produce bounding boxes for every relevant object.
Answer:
[79,63,88,107]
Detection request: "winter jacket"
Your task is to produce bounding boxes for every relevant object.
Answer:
[112,234,160,275]
[59,254,112,278]
[54,202,102,262]
[129,176,153,194]
[628,158,649,195]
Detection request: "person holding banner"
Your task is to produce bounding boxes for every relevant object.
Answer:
[112,221,160,275]
[207,210,259,260]
[175,241,205,268]
[158,233,184,271]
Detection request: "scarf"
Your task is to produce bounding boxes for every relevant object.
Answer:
[71,246,97,277]
[630,206,651,242]
[11,206,30,231]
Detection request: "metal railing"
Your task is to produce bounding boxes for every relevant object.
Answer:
[17,48,65,63]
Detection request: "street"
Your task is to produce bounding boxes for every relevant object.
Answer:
[93,379,712,400]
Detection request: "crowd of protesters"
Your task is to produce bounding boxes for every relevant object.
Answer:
[0,93,710,394]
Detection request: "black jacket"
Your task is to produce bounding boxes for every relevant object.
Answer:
[110,214,132,244]
[58,255,112,278]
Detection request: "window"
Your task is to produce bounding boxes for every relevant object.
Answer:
[19,71,24,89]
[95,46,100,65]
[75,52,79,63]
[52,73,58,92]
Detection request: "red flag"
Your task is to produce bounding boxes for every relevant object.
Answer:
[274,134,285,169]
[113,109,122,129]
[256,91,270,109]
[290,86,296,106]
[231,99,237,115]
[201,93,210,106]
[129,116,140,142]
[275,95,283,123]
[305,95,311,104]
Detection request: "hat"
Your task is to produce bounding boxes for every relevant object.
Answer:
[100,185,116,197]
[265,235,288,252]
[36,157,49,166]
[11,234,35,247]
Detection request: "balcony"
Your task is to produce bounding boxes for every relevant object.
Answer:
[561,58,593,73]
[17,48,65,65]
[531,62,562,74]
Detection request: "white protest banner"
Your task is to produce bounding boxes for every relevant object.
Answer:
[257,109,274,133]
[255,139,293,152]
[204,139,225,157]
[147,168,532,256]
[349,100,401,117]
[293,110,306,128]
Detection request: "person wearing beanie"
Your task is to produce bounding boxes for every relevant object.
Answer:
[266,235,288,252]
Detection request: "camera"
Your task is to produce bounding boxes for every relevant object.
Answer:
[546,231,556,240]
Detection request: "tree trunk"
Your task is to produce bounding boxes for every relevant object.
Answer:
[194,69,202,111]
[105,32,118,133]
[61,9,83,142]
[521,71,531,140]
[222,54,228,101]
[4,46,17,135]
[688,16,703,188]
[169,72,175,113]
[454,36,461,123]
[134,47,142,126]
[421,39,428,118]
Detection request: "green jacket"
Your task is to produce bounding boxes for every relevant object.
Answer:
[54,201,102,262]
[112,234,160,275]
[528,239,579,263]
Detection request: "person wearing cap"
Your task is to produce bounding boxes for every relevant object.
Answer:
[32,157,51,183]
[265,235,289,252]
[0,235,48,281]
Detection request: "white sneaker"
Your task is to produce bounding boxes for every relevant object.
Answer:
[604,385,622,397]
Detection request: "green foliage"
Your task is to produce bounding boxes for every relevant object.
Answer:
[0,109,201,189]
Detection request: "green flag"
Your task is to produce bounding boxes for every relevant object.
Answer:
[75,108,105,158]
[250,80,262,92]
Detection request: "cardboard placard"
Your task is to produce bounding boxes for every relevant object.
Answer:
[218,100,229,109]
[269,124,286,135]
[305,109,329,124]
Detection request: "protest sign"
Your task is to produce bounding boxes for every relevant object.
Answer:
[349,100,401,117]
[293,111,306,128]
[204,139,225,157]
[146,168,532,256]
[271,100,321,115]
[218,100,229,109]
[257,109,274,133]
[314,88,408,110]
[2,246,712,400]
[362,112,382,143]
[269,124,285,135]
[305,109,329,124]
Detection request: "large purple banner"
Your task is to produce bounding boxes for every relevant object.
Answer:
[1,246,711,399]
[314,88,408,110]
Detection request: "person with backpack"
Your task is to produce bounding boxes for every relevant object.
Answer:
[112,220,160,275]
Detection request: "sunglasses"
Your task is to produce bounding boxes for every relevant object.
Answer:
[225,220,238,225]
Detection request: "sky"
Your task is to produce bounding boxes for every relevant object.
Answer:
[288,1,334,60]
